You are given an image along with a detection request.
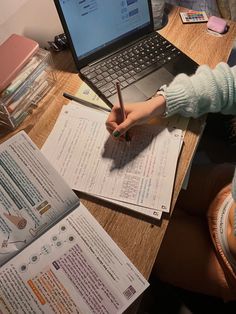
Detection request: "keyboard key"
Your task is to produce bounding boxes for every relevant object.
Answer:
[87,72,97,79]
[127,77,136,84]
[104,90,112,97]
[100,82,114,92]
[111,73,118,79]
[121,81,129,88]
[96,80,107,88]
[134,64,160,80]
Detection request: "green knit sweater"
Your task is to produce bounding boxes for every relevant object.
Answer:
[164,62,236,118]
[163,62,236,200]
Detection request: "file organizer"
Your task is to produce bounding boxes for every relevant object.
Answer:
[0,49,56,132]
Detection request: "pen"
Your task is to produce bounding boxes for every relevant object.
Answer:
[63,92,111,113]
[115,82,131,142]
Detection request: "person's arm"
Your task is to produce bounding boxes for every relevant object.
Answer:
[163,62,236,118]
[106,63,236,138]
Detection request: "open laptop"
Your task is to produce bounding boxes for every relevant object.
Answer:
[54,0,198,108]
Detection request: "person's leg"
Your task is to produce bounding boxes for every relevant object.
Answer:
[153,209,230,299]
[153,163,235,299]
[176,163,234,216]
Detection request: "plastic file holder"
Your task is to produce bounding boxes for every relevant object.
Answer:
[0,49,56,133]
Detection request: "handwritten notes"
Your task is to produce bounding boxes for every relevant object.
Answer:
[42,102,184,219]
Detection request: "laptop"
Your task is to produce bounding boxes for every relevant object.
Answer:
[54,0,198,108]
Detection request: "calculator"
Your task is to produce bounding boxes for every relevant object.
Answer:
[180,11,208,24]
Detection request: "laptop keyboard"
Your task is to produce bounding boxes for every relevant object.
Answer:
[81,32,181,98]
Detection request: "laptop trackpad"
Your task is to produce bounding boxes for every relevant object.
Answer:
[108,84,147,105]
[108,68,174,105]
[135,67,174,98]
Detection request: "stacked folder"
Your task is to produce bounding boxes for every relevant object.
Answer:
[0,47,56,133]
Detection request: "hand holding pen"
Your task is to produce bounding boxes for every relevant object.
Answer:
[105,89,166,138]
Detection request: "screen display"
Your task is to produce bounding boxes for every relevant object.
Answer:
[58,0,151,60]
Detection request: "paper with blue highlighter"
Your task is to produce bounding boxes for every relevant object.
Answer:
[42,101,184,220]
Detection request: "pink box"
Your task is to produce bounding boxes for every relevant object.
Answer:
[207,16,228,34]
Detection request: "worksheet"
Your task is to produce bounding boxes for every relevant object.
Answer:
[42,102,183,219]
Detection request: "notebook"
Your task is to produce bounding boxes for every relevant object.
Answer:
[0,34,39,93]
[54,0,198,107]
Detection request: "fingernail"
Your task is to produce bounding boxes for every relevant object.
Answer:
[113,131,120,138]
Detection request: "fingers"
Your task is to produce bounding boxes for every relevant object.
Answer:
[106,104,119,121]
[112,117,134,138]
[106,97,167,141]
[106,103,144,139]
[106,121,117,134]
[105,104,124,135]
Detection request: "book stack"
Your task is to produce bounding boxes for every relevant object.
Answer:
[0,46,56,133]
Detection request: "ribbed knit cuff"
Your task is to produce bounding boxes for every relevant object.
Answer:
[162,85,193,117]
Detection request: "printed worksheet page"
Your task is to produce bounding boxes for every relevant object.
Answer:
[42,102,183,217]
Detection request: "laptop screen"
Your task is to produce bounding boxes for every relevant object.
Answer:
[55,0,152,65]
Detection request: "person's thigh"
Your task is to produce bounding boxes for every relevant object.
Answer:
[176,163,235,215]
[153,209,230,299]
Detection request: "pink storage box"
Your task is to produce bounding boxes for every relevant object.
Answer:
[207,16,228,34]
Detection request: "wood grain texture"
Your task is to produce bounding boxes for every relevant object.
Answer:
[0,6,235,283]
[160,5,236,67]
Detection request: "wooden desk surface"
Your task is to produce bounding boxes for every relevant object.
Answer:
[160,5,236,66]
[1,6,236,281]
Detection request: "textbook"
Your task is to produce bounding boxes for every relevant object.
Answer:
[0,131,149,314]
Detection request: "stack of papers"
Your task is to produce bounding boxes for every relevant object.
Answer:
[42,100,186,220]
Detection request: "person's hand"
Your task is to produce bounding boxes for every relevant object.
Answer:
[106,95,166,139]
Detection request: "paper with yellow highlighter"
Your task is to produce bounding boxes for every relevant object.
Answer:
[76,81,109,110]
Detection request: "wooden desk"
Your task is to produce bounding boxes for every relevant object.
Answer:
[160,5,236,66]
[1,6,236,282]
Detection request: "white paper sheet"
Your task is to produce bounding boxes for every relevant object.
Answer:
[42,102,183,219]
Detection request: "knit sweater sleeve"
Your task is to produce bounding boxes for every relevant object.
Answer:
[163,62,236,202]
[163,63,236,118]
